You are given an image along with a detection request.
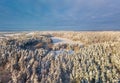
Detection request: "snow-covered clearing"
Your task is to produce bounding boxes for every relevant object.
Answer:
[51,37,83,45]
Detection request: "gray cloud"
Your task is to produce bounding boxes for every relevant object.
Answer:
[0,0,120,30]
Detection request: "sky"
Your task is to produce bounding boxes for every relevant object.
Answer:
[0,0,120,31]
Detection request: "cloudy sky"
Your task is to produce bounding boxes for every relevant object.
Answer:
[0,0,120,30]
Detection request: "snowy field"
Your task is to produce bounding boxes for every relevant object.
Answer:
[51,37,82,45]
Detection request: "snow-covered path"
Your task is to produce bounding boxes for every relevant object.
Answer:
[51,37,83,45]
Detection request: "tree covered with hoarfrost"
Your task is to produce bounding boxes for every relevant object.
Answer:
[0,32,120,83]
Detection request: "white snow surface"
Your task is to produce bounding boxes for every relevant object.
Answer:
[51,37,82,45]
[49,49,74,59]
[26,32,35,36]
[4,33,21,37]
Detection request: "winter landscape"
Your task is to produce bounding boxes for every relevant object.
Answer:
[1,0,120,82]
[0,31,120,83]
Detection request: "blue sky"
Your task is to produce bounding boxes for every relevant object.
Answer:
[0,0,120,30]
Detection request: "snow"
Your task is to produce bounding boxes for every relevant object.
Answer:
[4,33,21,37]
[26,32,35,36]
[51,37,83,45]
[53,49,74,59]
[55,49,74,55]
[0,37,5,39]
[0,32,34,39]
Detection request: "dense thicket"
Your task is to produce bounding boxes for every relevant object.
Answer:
[0,32,120,83]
